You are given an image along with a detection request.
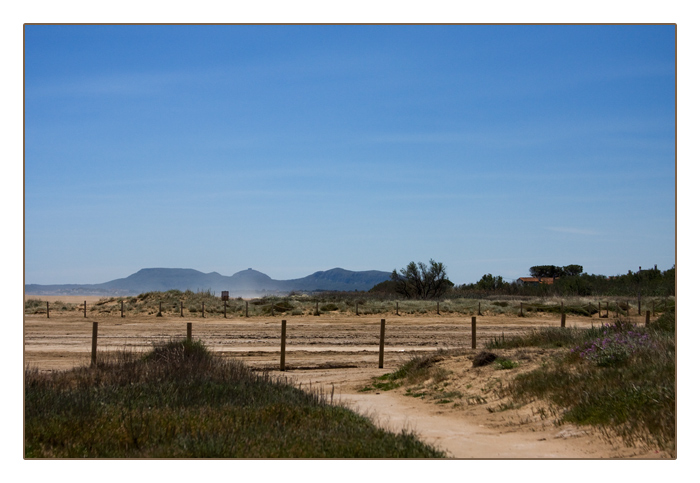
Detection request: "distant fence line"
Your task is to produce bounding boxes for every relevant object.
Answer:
[33,296,673,320]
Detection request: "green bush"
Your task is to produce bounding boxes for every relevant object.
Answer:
[494,358,518,370]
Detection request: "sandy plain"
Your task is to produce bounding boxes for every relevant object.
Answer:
[24,304,663,459]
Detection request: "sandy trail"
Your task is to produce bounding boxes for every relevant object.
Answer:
[272,366,657,459]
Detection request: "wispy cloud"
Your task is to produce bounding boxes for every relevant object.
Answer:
[545,227,599,236]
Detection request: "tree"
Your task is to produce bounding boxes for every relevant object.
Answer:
[391,260,452,299]
[529,265,560,280]
[529,264,582,279]
[476,273,505,291]
[562,265,583,277]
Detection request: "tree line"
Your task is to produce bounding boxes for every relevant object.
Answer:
[457,265,675,297]
[377,260,675,299]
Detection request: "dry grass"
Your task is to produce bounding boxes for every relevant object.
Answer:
[25,339,446,458]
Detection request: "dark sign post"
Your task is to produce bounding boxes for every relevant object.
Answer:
[222,291,229,318]
[379,319,386,369]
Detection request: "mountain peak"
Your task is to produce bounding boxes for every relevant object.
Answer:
[25,267,392,296]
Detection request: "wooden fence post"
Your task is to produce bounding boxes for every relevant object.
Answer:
[437,301,440,315]
[121,300,124,318]
[246,301,249,317]
[598,301,601,318]
[91,322,98,366]
[47,301,49,318]
[84,300,87,318]
[315,301,319,316]
[471,316,477,349]
[606,301,609,318]
[356,301,359,316]
[645,310,651,327]
[202,302,205,318]
[180,301,183,317]
[280,320,287,371]
[159,301,162,317]
[379,319,386,369]
[187,322,192,342]
[638,294,641,315]
[224,301,227,318]
[561,312,566,328]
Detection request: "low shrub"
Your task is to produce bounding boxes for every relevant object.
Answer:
[472,351,498,367]
[494,357,518,370]
[648,311,675,333]
[571,328,656,367]
[502,317,675,454]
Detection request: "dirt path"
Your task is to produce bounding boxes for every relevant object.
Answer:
[273,366,658,459]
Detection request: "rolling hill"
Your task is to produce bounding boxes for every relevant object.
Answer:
[25,267,393,297]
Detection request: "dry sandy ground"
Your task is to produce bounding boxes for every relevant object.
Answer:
[24,309,664,459]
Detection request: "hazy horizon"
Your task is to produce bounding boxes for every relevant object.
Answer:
[24,25,675,286]
[25,262,676,288]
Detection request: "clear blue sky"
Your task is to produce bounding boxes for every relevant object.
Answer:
[24,25,676,285]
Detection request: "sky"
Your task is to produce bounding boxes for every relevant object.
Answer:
[24,24,676,286]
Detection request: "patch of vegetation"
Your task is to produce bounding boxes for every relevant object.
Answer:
[25,298,48,314]
[648,310,675,333]
[472,351,498,367]
[26,289,673,321]
[502,317,675,454]
[25,340,445,458]
[519,302,598,317]
[359,378,402,392]
[487,326,598,349]
[494,358,518,370]
[390,353,446,386]
[362,352,452,394]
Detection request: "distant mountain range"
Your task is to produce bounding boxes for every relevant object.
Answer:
[25,268,393,297]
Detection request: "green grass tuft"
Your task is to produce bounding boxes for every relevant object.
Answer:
[494,358,518,370]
